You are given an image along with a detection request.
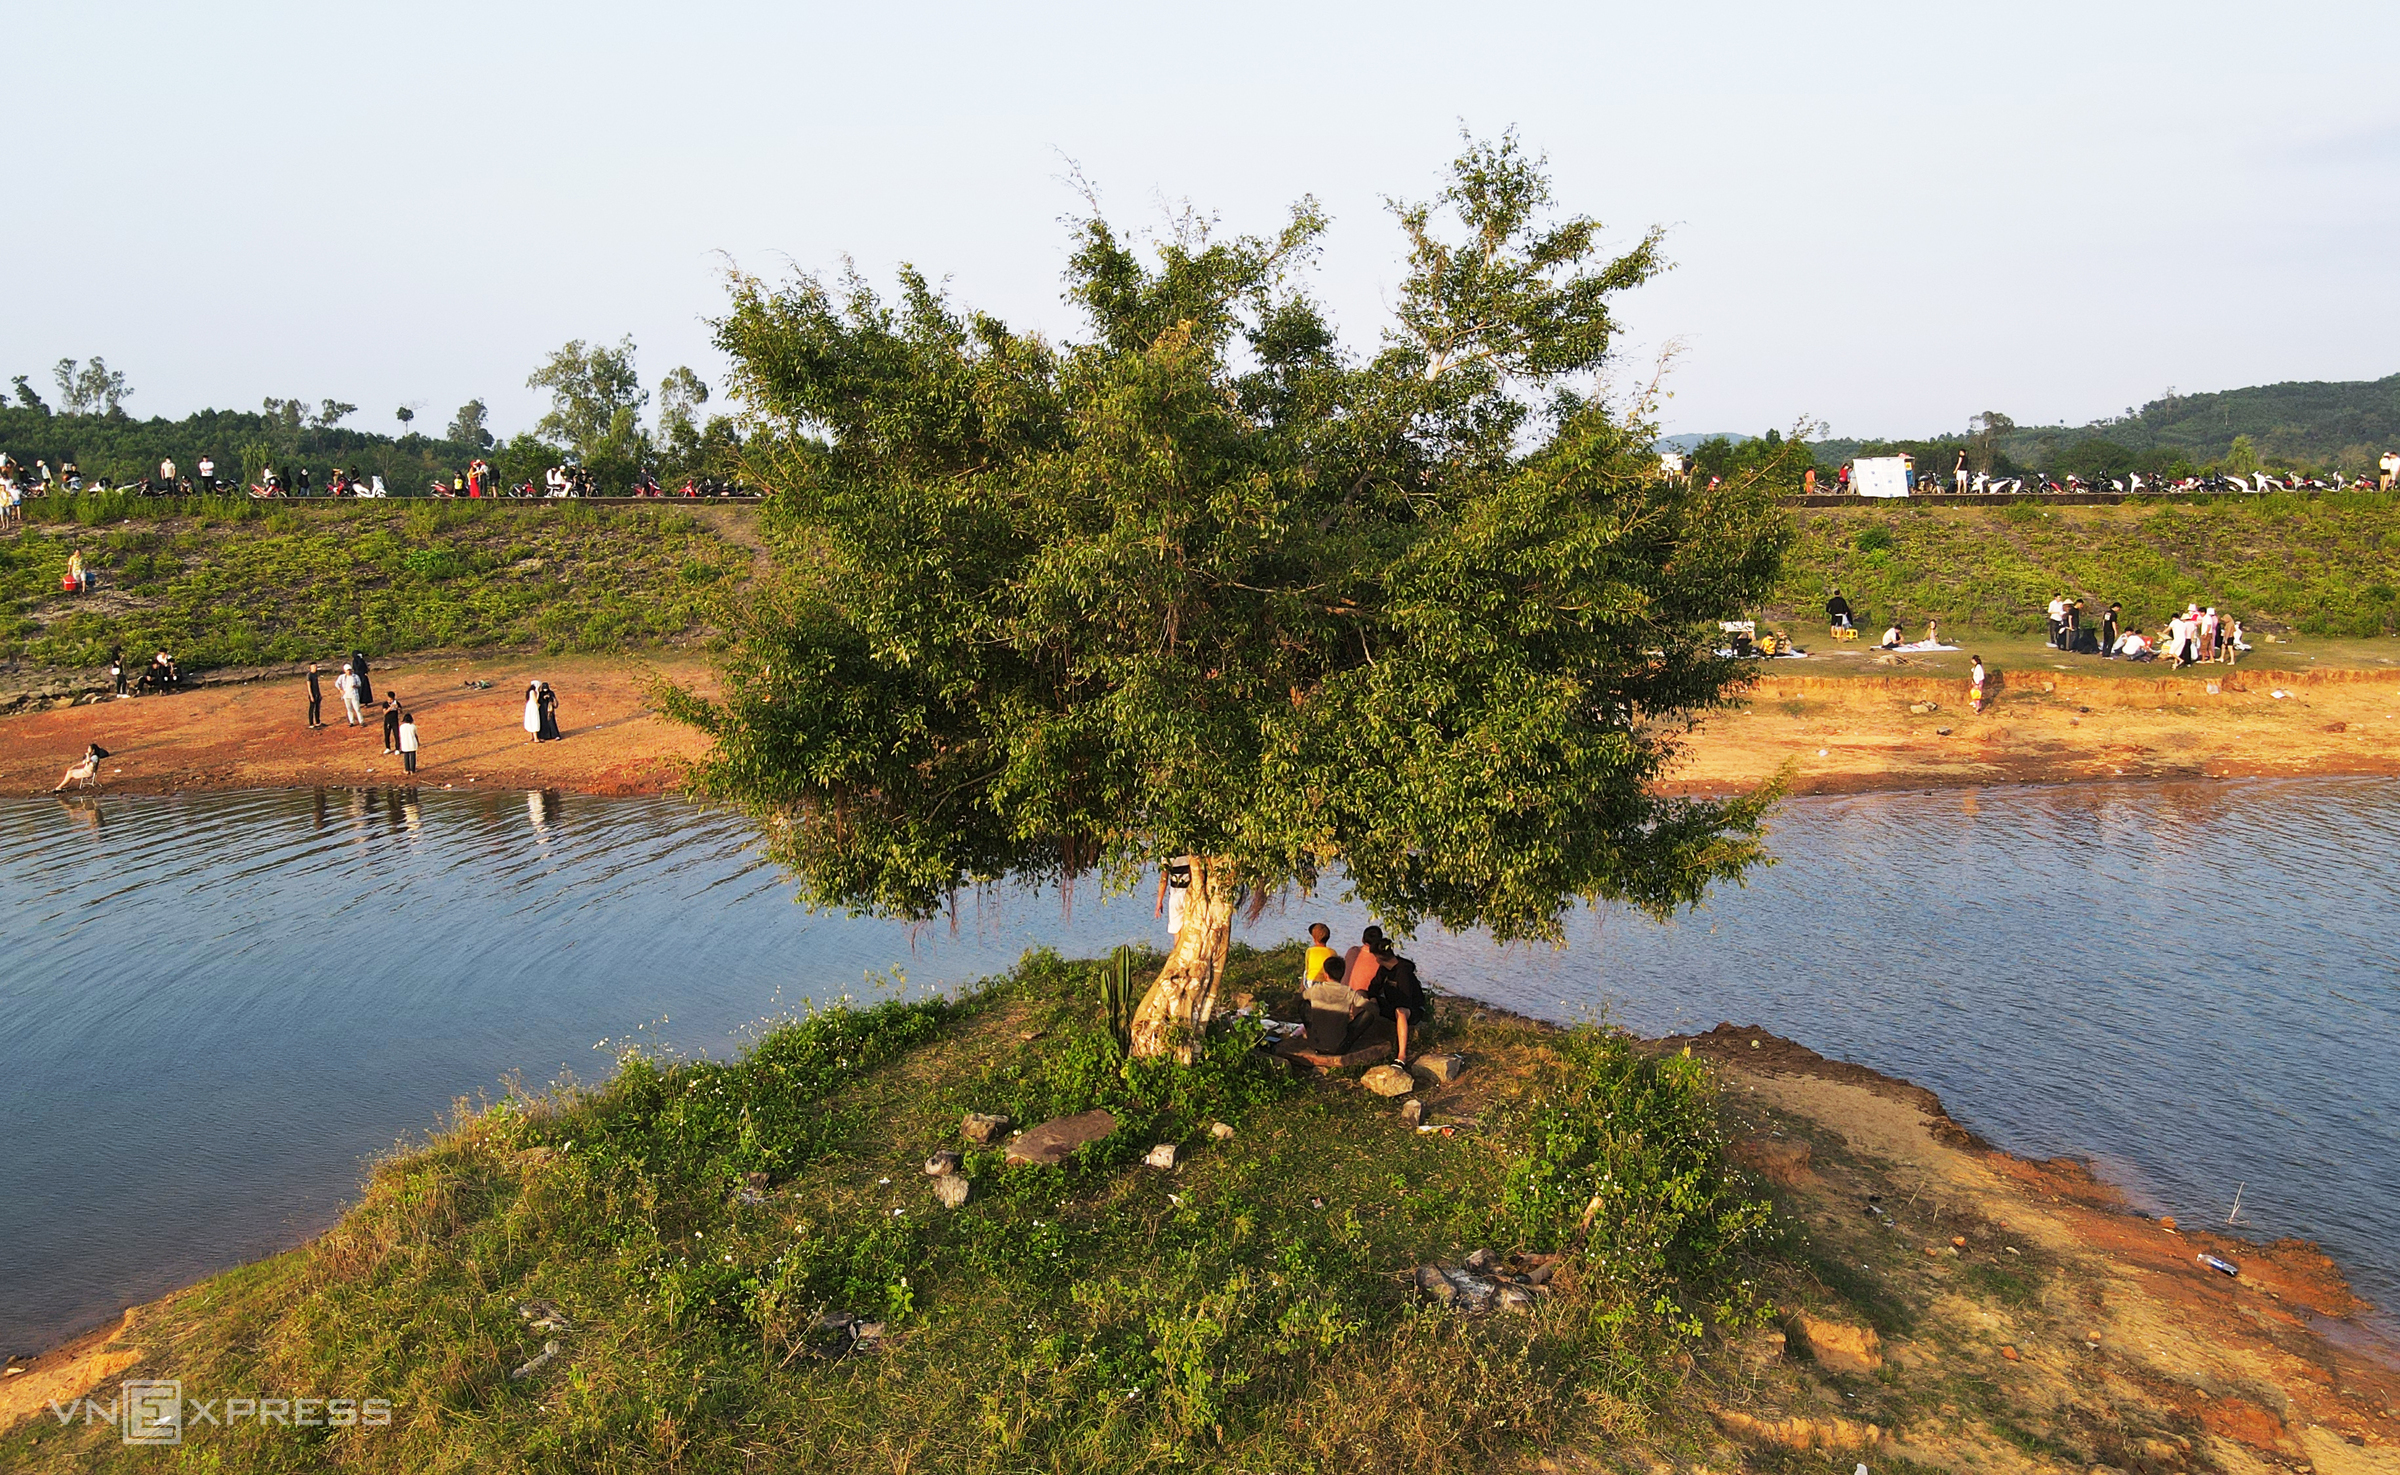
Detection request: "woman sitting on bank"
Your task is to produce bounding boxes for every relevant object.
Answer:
[52,742,109,791]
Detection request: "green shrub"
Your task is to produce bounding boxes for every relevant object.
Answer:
[1502,1031,1773,1334]
[402,547,467,581]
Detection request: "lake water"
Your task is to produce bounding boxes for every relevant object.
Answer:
[3,779,2395,1356]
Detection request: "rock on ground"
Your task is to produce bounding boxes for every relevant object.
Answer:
[1411,1053,1468,1084]
[961,1113,1010,1147]
[1361,1064,1416,1097]
[1004,1109,1117,1167]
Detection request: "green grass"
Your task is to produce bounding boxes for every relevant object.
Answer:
[1772,493,2400,639]
[1,498,747,669]
[4,946,1776,1473]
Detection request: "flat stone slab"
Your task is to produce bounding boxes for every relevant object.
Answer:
[1271,1008,1396,1071]
[1004,1108,1117,1167]
[1270,1034,1395,1071]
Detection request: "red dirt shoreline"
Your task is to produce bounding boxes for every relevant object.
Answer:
[0,653,717,799]
[9,656,2400,802]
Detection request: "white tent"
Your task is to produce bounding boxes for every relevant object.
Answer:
[1854,455,1912,498]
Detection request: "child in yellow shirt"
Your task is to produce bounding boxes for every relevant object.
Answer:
[1302,923,1343,985]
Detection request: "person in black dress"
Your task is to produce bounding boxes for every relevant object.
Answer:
[306,663,324,728]
[537,682,561,741]
[350,650,373,705]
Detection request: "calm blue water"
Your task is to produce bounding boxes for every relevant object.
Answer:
[2,779,2395,1355]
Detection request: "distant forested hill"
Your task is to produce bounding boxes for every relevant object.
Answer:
[1811,373,2400,479]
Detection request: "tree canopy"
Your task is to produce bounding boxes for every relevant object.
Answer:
[678,135,1789,958]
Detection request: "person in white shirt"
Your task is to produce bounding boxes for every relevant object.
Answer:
[398,713,421,774]
[197,455,215,490]
[2381,450,2399,491]
[336,664,363,726]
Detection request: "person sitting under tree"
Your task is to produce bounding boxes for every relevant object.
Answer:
[1363,930,1428,1066]
[1302,922,1343,987]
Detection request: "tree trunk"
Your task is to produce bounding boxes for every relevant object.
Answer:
[1127,856,1237,1062]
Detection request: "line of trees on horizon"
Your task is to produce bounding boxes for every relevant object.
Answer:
[1,341,748,495]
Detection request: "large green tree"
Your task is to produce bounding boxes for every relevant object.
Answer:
[678,136,1789,1058]
[528,336,649,490]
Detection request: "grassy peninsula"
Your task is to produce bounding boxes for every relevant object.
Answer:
[2,948,1773,1471]
[14,945,2390,1472]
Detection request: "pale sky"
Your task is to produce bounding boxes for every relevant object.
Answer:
[6,1,2394,443]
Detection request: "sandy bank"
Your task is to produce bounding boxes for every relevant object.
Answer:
[1662,1023,2400,1475]
[0,652,718,799]
[8,648,2400,803]
[1665,661,2400,798]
